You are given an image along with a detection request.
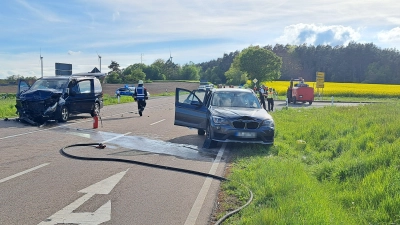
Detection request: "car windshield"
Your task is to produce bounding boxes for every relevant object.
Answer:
[30,79,68,91]
[211,91,261,108]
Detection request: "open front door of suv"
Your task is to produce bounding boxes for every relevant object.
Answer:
[174,88,207,130]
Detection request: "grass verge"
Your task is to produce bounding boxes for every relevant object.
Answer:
[214,102,400,224]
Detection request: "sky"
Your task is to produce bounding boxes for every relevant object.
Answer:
[1,0,400,79]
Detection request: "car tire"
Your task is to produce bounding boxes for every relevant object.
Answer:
[293,96,297,104]
[205,123,218,148]
[198,129,205,135]
[58,106,69,122]
[91,102,100,117]
[309,101,312,105]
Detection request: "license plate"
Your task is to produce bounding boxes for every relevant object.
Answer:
[236,132,256,138]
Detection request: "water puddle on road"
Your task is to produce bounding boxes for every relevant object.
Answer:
[56,127,216,162]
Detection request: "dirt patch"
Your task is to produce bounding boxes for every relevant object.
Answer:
[0,82,200,96]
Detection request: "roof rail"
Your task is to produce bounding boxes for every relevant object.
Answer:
[71,72,107,78]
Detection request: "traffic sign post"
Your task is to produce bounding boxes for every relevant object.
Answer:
[316,72,325,100]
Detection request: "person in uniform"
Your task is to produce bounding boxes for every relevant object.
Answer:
[267,87,274,112]
[133,80,148,116]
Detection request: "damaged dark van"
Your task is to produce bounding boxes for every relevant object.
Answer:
[16,73,106,125]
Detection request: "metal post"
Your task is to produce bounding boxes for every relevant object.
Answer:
[331,96,334,106]
[286,97,289,109]
[40,55,43,78]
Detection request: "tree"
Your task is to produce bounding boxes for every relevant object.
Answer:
[181,62,200,80]
[143,65,165,81]
[224,56,247,85]
[108,61,121,74]
[106,71,122,83]
[238,46,282,82]
[123,68,146,84]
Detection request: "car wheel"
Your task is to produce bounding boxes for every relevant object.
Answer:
[204,123,218,148]
[198,129,205,135]
[309,101,312,105]
[293,96,297,104]
[91,102,100,117]
[59,106,69,122]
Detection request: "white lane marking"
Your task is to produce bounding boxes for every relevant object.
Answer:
[184,143,226,225]
[38,169,128,225]
[0,100,172,141]
[0,118,91,141]
[0,163,50,184]
[150,119,166,126]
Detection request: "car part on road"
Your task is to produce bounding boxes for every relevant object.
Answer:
[60,142,253,225]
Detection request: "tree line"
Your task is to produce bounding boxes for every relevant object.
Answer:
[198,42,400,85]
[106,42,400,85]
[2,42,399,85]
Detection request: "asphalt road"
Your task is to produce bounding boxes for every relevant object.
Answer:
[0,96,365,225]
[0,96,226,225]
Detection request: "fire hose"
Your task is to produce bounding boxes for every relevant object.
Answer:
[60,143,253,225]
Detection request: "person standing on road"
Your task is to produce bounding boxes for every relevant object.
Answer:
[133,80,148,116]
[267,87,275,112]
[259,85,267,110]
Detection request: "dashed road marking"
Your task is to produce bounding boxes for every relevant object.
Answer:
[0,163,49,184]
[150,119,166,126]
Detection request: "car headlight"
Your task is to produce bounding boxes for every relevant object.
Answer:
[262,119,275,127]
[212,116,229,125]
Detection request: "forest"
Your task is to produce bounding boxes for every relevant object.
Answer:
[2,42,400,85]
[197,42,400,84]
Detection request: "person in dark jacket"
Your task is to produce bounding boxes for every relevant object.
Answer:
[258,85,267,110]
[133,80,148,116]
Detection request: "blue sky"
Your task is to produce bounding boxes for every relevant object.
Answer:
[1,0,400,79]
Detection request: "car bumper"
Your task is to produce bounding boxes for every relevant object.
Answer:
[210,123,274,144]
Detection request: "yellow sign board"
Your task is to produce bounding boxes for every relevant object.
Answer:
[316,72,325,88]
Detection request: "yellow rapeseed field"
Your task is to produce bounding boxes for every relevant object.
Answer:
[251,81,400,98]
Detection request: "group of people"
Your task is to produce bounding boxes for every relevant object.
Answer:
[256,85,275,112]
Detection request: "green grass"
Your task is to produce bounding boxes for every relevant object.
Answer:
[0,96,17,118]
[216,102,400,224]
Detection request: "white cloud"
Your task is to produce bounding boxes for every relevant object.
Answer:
[377,27,400,42]
[68,51,82,56]
[16,0,66,22]
[276,24,361,46]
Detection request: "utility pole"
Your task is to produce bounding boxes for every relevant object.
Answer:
[98,54,102,72]
[40,50,43,78]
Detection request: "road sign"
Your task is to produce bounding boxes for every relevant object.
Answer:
[316,72,325,88]
[253,78,258,84]
[55,63,72,76]
[38,169,128,225]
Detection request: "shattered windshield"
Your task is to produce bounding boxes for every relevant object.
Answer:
[30,79,68,91]
[211,91,261,108]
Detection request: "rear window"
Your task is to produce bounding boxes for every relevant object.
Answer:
[94,78,102,93]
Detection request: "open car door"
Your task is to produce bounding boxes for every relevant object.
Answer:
[17,79,30,97]
[174,88,207,129]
